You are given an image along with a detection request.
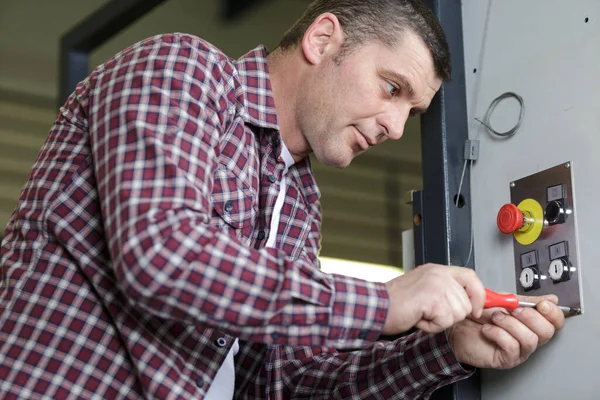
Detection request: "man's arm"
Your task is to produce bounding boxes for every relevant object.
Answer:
[86,33,388,348]
[233,295,563,399]
[234,331,473,400]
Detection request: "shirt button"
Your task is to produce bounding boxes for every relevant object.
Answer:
[268,175,277,183]
[272,331,280,341]
[358,330,369,340]
[224,201,233,213]
[196,377,204,388]
[257,230,265,240]
[216,337,227,347]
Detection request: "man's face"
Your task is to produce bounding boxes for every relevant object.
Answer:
[296,32,443,168]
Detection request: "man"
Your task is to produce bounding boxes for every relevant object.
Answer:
[0,0,564,398]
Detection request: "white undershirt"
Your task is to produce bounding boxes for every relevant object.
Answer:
[204,142,295,399]
[266,144,295,247]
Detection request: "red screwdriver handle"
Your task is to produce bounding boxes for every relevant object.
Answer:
[484,288,519,311]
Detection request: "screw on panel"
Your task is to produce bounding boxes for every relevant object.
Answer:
[510,182,515,188]
[565,162,571,168]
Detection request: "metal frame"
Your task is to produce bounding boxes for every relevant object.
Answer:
[418,0,480,399]
[223,0,268,20]
[59,0,268,105]
[59,0,167,106]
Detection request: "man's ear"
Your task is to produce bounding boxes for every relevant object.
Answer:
[301,12,343,65]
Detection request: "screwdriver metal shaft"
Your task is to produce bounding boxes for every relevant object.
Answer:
[518,301,581,314]
[485,288,581,314]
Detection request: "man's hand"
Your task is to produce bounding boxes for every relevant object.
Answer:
[383,264,486,335]
[447,294,565,369]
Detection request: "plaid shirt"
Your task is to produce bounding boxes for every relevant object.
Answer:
[0,34,472,399]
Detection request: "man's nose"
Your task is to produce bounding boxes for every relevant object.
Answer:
[381,108,409,141]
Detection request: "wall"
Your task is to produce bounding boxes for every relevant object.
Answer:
[463,1,599,398]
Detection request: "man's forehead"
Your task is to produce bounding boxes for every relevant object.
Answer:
[387,35,440,85]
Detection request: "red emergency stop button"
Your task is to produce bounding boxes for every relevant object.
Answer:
[497,203,523,234]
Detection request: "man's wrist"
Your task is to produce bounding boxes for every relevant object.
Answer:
[328,275,389,348]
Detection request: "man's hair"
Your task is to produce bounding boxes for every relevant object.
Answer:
[276,0,451,80]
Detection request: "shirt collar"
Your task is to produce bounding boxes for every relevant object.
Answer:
[235,45,321,204]
[234,45,280,131]
[279,140,296,170]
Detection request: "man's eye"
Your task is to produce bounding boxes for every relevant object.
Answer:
[387,82,399,96]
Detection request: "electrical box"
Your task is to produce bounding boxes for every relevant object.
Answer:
[464,1,599,398]
[496,162,583,314]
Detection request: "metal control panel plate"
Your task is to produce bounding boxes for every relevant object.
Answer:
[510,162,583,313]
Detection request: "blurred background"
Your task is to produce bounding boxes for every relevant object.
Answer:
[0,0,424,279]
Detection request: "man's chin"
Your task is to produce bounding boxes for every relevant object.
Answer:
[314,146,362,168]
[319,155,353,169]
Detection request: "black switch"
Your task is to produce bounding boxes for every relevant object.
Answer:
[545,200,566,225]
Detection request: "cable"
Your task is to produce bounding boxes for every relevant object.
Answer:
[457,2,526,268]
[458,159,475,269]
[455,158,475,267]
[455,159,469,207]
[474,92,525,139]
[464,216,475,268]
[456,92,526,267]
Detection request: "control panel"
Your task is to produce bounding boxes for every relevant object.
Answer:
[496,162,582,315]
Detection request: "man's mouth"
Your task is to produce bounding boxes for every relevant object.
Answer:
[354,127,373,151]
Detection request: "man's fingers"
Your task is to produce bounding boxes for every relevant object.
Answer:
[520,293,559,305]
[481,312,538,368]
[418,309,466,333]
[490,311,539,360]
[384,264,487,335]
[450,267,486,319]
[536,300,565,331]
[518,294,565,332]
[416,319,446,334]
[417,292,467,333]
[468,308,507,325]
[511,302,562,346]
[480,322,521,367]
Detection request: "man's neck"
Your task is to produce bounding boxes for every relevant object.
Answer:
[266,48,310,163]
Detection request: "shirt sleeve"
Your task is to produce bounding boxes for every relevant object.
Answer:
[86,33,388,348]
[235,330,474,400]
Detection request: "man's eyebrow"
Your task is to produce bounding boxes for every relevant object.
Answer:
[379,68,415,97]
[411,107,428,116]
[379,68,428,115]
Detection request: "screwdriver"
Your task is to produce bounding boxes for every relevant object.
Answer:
[484,288,581,314]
